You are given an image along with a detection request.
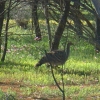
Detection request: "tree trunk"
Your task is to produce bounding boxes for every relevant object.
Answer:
[44,0,52,49]
[73,0,83,37]
[0,1,5,59]
[1,0,11,62]
[51,0,70,50]
[95,18,100,52]
[91,0,100,52]
[32,0,41,38]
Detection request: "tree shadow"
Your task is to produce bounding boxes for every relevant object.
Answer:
[0,61,34,71]
[57,68,99,76]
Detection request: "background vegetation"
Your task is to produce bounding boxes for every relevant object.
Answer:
[0,0,100,100]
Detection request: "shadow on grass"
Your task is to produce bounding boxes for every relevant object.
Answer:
[57,68,100,76]
[0,61,31,66]
[0,61,35,72]
[0,61,100,76]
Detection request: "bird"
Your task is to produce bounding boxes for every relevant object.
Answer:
[35,42,73,68]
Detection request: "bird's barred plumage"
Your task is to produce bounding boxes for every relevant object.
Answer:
[35,42,73,68]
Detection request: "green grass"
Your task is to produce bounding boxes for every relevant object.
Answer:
[0,21,100,99]
[0,89,16,100]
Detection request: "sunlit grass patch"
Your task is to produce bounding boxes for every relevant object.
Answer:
[65,85,100,99]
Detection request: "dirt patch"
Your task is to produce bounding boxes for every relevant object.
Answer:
[0,81,61,100]
[0,81,100,100]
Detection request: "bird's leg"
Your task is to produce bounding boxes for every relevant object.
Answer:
[54,66,61,71]
[46,63,51,68]
[46,64,60,70]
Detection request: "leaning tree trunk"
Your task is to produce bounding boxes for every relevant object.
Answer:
[0,1,5,59]
[32,0,41,38]
[51,0,70,50]
[1,0,11,62]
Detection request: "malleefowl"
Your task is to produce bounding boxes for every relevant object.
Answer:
[35,42,73,68]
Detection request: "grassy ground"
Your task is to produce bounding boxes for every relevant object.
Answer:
[0,21,100,100]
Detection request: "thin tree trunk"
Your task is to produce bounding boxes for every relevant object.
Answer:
[44,0,52,49]
[1,0,11,62]
[95,18,100,52]
[51,0,70,50]
[0,1,5,59]
[32,0,41,39]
